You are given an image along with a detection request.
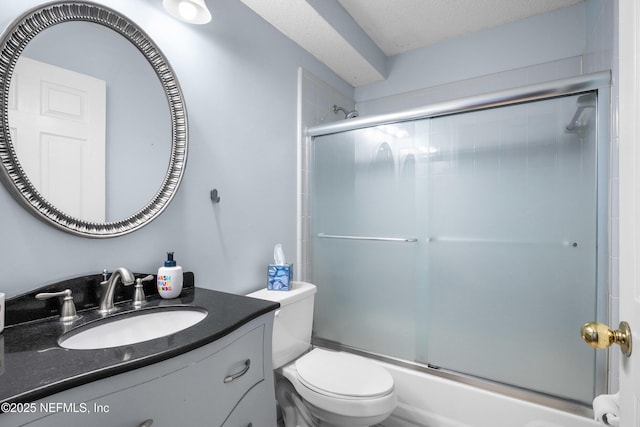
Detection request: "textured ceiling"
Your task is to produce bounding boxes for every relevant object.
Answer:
[241,0,585,86]
[337,0,584,56]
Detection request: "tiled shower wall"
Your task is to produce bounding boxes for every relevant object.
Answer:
[355,56,583,116]
[296,68,355,280]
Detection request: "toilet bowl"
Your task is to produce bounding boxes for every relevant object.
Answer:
[247,281,397,427]
[278,348,396,427]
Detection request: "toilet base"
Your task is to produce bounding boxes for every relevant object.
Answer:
[305,400,391,426]
[275,374,391,427]
[276,377,316,427]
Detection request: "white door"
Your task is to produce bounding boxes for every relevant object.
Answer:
[8,56,106,222]
[618,1,640,426]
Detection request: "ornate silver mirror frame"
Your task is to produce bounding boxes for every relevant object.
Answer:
[0,1,188,238]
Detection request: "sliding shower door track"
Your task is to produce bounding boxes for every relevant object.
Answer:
[307,71,610,137]
[312,337,593,418]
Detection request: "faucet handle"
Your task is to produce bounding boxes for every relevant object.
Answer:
[137,275,154,284]
[133,275,154,308]
[119,273,143,288]
[35,289,80,322]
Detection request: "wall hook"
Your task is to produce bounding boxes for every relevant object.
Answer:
[210,189,221,203]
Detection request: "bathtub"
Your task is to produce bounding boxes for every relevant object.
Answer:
[372,359,594,427]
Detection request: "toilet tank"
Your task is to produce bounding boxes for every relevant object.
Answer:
[247,281,317,369]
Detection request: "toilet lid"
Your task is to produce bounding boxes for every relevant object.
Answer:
[295,349,394,398]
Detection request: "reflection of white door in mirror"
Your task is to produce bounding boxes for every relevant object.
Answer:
[8,56,106,222]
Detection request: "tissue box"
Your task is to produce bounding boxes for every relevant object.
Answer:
[268,264,292,291]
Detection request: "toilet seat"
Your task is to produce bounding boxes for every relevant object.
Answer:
[280,349,396,421]
[295,348,394,399]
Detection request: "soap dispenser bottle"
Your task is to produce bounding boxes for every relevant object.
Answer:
[157,252,183,299]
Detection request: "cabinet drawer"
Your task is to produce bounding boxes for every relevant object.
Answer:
[222,382,276,427]
[206,323,265,417]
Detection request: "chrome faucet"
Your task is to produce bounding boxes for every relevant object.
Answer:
[99,267,135,314]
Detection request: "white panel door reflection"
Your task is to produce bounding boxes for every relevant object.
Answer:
[8,56,106,222]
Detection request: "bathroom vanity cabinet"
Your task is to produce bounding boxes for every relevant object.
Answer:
[0,314,276,427]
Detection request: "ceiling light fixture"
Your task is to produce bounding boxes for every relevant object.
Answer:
[163,0,212,24]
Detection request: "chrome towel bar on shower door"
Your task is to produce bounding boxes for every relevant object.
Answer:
[316,233,418,243]
[317,234,578,246]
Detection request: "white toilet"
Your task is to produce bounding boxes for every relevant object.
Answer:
[248,281,396,427]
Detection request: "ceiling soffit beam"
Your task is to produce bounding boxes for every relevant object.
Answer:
[305,0,386,79]
[238,0,386,87]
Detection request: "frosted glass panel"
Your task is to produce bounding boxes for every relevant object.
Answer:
[310,93,600,404]
[425,97,597,403]
[311,123,421,361]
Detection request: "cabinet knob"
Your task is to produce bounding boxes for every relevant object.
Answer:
[138,420,153,427]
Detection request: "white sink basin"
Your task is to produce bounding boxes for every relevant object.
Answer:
[59,307,207,350]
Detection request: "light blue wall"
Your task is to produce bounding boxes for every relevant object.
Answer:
[0,0,353,297]
[355,2,587,103]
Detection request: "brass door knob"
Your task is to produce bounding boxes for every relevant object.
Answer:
[581,321,632,356]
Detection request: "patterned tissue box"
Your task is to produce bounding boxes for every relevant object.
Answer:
[268,264,292,291]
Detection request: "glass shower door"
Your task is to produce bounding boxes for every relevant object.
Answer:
[310,92,600,405]
[423,94,598,404]
[311,122,422,361]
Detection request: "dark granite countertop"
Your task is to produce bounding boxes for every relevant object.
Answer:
[0,273,278,404]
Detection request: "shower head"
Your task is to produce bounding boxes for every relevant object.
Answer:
[333,105,359,119]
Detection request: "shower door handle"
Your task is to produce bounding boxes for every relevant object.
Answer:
[581,321,632,357]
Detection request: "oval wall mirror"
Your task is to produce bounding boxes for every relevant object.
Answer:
[0,1,188,238]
